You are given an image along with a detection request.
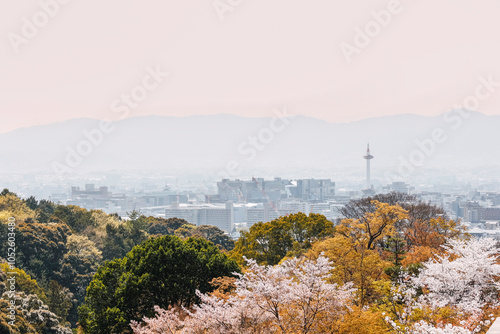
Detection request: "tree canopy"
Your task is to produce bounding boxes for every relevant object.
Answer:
[0,190,239,331]
[231,212,335,265]
[78,235,240,334]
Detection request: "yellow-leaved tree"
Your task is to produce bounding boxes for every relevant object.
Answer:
[307,201,408,305]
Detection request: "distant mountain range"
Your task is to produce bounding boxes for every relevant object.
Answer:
[0,111,498,177]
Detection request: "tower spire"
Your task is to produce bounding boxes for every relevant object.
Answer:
[363,143,374,191]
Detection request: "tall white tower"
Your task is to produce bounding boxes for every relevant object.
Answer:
[363,144,374,190]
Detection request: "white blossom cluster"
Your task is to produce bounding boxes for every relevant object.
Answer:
[1,291,72,334]
[411,321,477,334]
[386,237,500,334]
[413,237,500,313]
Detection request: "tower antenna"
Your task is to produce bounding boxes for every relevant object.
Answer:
[363,143,374,191]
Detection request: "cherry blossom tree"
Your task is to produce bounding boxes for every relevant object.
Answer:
[413,237,500,313]
[1,291,73,334]
[131,255,355,334]
[384,237,500,334]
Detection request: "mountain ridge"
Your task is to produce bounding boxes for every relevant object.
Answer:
[0,111,497,175]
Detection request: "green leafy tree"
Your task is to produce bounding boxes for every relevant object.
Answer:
[13,220,71,285]
[54,234,101,325]
[231,213,334,265]
[101,220,148,261]
[36,200,57,225]
[79,235,240,334]
[0,188,16,197]
[46,280,74,326]
[174,224,196,238]
[147,217,193,236]
[24,196,38,210]
[384,237,407,266]
[127,210,142,220]
[52,205,97,234]
[57,235,102,301]
[383,237,408,282]
[147,218,234,251]
[192,225,235,251]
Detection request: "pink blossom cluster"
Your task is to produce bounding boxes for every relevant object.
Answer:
[131,255,355,334]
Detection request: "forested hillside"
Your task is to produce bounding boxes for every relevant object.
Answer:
[0,189,234,333]
[2,191,500,333]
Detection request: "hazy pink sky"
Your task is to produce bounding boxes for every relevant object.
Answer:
[1,0,500,133]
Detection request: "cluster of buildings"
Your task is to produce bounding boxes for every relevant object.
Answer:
[163,200,346,235]
[459,193,500,239]
[66,178,342,234]
[162,178,340,234]
[68,183,190,214]
[16,145,500,239]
